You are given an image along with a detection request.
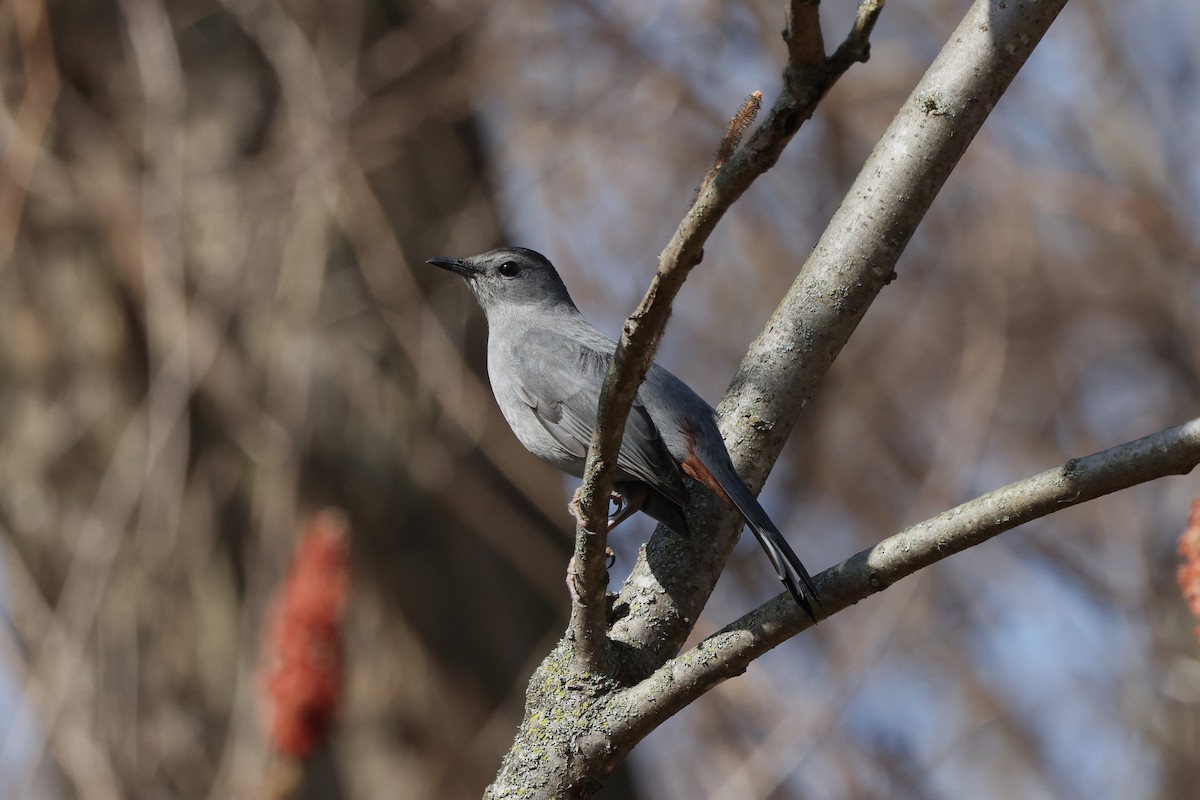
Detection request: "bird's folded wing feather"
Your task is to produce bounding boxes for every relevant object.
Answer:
[514,332,688,506]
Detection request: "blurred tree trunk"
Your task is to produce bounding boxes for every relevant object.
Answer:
[0,2,632,798]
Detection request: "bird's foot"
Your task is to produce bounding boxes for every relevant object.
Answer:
[565,548,616,605]
[569,488,624,529]
[607,490,627,530]
[608,483,648,532]
[568,487,583,526]
[569,487,643,533]
[566,555,583,604]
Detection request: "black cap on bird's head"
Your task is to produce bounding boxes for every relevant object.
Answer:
[426,247,577,316]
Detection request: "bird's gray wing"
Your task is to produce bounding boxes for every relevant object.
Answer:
[514,331,688,507]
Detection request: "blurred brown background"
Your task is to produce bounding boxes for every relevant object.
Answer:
[0,1,1197,798]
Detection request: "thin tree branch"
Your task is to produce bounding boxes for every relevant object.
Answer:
[568,0,885,674]
[827,0,884,72]
[785,0,825,76]
[613,417,1200,743]
[0,0,61,272]
[697,91,763,199]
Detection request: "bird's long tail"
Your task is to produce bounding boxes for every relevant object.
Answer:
[724,482,820,623]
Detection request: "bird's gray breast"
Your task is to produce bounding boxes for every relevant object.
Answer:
[487,330,589,477]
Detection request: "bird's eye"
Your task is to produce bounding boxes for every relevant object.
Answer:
[498,261,519,278]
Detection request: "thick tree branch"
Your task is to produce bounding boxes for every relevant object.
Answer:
[613,417,1200,742]
[609,0,1069,669]
[566,0,883,672]
[726,0,1068,493]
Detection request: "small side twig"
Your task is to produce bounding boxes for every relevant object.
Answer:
[697,91,763,200]
[828,0,885,73]
[784,0,826,76]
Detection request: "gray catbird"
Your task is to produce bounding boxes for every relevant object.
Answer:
[427,247,819,619]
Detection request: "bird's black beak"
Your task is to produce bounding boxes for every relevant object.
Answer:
[426,256,477,278]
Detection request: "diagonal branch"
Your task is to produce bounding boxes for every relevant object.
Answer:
[567,0,885,672]
[613,417,1200,743]
[725,0,1068,496]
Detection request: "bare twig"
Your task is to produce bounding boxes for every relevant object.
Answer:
[784,0,825,76]
[613,417,1200,741]
[568,0,887,675]
[697,91,763,199]
[827,0,884,72]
